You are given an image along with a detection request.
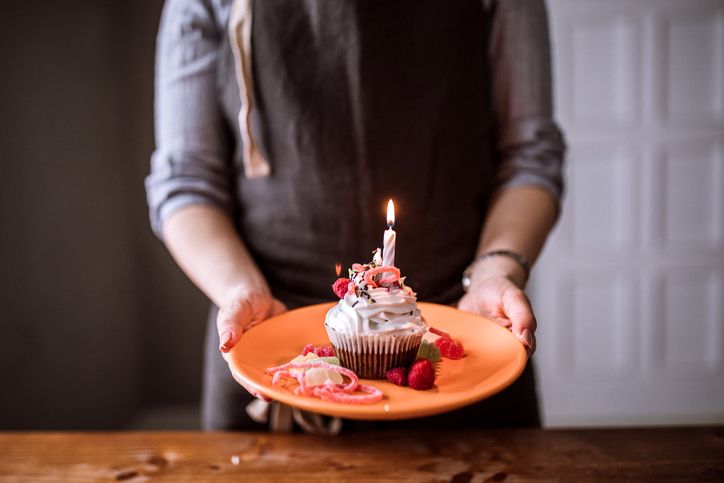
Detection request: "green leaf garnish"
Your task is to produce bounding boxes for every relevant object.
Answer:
[417,340,441,362]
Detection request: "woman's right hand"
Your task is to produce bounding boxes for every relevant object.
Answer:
[162,205,286,399]
[217,285,287,399]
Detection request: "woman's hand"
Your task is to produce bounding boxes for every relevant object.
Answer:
[457,258,536,356]
[162,206,288,399]
[217,285,287,399]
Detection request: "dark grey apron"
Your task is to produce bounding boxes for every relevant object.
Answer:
[202,0,540,431]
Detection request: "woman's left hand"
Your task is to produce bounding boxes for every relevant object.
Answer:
[457,270,537,357]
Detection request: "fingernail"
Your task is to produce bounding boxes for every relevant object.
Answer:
[219,330,234,352]
[520,329,533,349]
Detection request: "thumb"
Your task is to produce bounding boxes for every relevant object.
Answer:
[457,294,477,314]
[243,295,284,332]
[269,298,288,317]
[502,287,537,355]
[217,297,253,353]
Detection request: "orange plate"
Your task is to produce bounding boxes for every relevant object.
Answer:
[229,302,527,420]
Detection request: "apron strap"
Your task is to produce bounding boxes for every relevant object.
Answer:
[228,0,271,178]
[246,399,343,435]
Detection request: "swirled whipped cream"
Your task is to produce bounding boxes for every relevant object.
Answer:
[326,249,426,336]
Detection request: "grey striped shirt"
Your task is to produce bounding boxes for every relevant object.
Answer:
[146,0,565,237]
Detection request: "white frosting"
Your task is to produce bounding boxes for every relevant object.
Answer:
[325,286,425,336]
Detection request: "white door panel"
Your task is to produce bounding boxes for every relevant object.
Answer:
[533,0,724,426]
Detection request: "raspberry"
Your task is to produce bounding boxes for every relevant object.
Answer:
[302,343,315,356]
[385,367,407,386]
[332,278,351,298]
[407,359,436,390]
[313,346,335,357]
[435,337,465,360]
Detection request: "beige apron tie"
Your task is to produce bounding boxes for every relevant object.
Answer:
[229,0,340,434]
[246,400,343,435]
[228,0,271,178]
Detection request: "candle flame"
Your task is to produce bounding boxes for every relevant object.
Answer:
[386,199,395,228]
[335,262,342,277]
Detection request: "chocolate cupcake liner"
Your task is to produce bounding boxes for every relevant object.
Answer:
[325,324,425,379]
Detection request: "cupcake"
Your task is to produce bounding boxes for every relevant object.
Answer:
[325,249,426,379]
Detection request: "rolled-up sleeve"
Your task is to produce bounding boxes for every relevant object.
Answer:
[489,0,566,204]
[145,0,233,238]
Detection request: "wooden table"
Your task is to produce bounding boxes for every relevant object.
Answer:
[0,428,722,482]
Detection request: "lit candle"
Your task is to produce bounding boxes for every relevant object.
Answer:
[382,199,396,267]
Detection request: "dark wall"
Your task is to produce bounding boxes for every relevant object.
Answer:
[0,0,209,429]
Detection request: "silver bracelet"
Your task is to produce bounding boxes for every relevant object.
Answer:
[461,249,529,292]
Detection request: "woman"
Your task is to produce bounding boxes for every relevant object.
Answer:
[146,0,565,432]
